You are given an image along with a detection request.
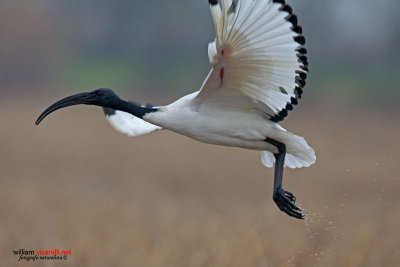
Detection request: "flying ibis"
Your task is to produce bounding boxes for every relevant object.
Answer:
[36,0,315,219]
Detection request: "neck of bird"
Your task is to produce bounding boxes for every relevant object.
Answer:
[108,98,158,119]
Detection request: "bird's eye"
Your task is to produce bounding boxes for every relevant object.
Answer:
[96,90,103,96]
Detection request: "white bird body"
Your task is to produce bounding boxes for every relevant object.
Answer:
[145,92,279,150]
[144,90,314,168]
[37,0,315,219]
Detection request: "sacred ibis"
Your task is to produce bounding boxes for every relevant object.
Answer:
[36,0,315,219]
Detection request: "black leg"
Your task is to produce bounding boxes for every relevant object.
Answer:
[266,138,304,219]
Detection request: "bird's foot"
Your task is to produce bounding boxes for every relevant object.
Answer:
[273,188,304,219]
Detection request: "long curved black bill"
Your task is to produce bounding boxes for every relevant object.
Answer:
[35,92,90,125]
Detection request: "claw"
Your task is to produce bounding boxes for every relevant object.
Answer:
[273,188,304,219]
[284,190,296,203]
[282,206,305,219]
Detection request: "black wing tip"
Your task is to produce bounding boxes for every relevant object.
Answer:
[209,0,218,6]
[280,5,292,14]
[269,2,309,124]
[271,109,288,122]
[295,77,306,88]
[298,55,308,65]
[295,87,304,98]
[296,47,307,54]
[296,70,307,80]
[293,35,306,45]
[280,0,310,120]
[286,14,298,27]
[270,115,284,123]
[300,64,309,72]
[292,25,303,34]
[286,103,294,111]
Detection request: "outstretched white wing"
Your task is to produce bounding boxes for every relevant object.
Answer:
[197,0,308,122]
[104,108,162,137]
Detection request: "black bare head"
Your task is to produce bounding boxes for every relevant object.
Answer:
[35,88,121,125]
[35,88,158,125]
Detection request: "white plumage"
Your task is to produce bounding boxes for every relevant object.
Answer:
[105,110,161,137]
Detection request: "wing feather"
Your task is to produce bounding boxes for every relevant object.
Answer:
[104,109,162,137]
[199,0,307,122]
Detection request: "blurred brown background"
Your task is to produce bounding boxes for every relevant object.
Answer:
[1,0,400,266]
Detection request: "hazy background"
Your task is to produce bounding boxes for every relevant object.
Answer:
[1,0,399,266]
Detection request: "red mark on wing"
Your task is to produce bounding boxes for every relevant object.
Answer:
[220,49,227,86]
[219,67,225,86]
